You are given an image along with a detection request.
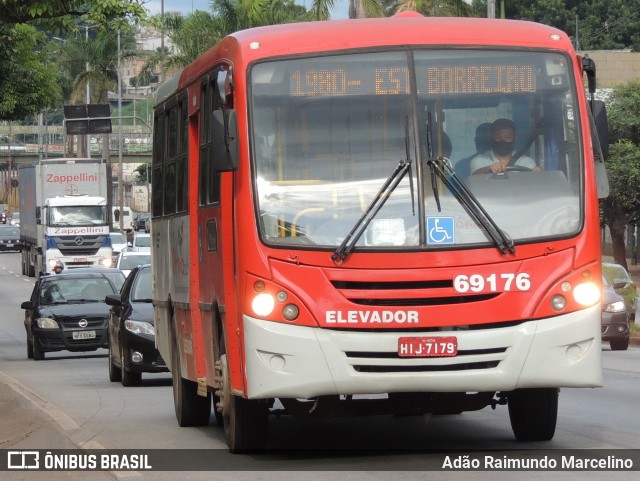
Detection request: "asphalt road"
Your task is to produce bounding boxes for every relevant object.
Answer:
[1,252,640,480]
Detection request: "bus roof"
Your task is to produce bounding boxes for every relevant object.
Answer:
[157,12,574,105]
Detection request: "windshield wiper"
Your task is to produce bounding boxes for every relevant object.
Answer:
[424,115,442,213]
[426,159,515,255]
[332,118,415,263]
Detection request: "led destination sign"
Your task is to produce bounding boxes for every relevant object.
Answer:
[290,64,536,97]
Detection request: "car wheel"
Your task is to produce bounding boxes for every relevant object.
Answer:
[610,337,629,351]
[121,349,141,387]
[108,341,122,382]
[32,336,45,361]
[508,388,558,441]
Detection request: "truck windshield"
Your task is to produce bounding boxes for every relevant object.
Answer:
[49,205,108,226]
[250,49,582,251]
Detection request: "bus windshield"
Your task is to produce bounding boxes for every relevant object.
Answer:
[250,49,582,250]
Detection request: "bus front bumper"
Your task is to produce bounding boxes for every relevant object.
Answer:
[243,305,602,399]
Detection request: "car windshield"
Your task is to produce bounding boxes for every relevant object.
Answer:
[120,254,151,270]
[110,233,126,244]
[39,277,117,305]
[131,268,152,301]
[0,226,19,236]
[251,49,582,251]
[134,236,151,248]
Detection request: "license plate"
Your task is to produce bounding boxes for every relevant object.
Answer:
[6,243,13,247]
[73,330,96,340]
[398,336,458,357]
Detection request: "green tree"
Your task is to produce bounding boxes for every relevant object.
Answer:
[0,0,145,120]
[394,0,471,16]
[212,0,311,32]
[0,24,61,120]
[144,10,223,79]
[602,80,640,268]
[497,0,640,51]
[601,141,640,270]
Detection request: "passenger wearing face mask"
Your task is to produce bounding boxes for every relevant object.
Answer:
[469,118,539,175]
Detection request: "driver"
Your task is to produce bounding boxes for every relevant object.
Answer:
[470,118,539,175]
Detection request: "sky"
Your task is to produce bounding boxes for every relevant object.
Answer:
[144,0,349,20]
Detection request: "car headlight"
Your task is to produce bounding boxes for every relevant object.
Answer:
[604,300,626,313]
[100,258,113,267]
[37,318,59,329]
[124,320,155,336]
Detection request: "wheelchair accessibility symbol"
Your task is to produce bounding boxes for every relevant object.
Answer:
[427,217,454,245]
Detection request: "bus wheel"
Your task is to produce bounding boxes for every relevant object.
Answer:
[508,388,558,441]
[216,353,268,453]
[171,332,211,427]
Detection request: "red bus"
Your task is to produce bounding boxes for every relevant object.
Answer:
[152,12,610,452]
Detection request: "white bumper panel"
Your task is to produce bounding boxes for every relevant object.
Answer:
[244,305,602,399]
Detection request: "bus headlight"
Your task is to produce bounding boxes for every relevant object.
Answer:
[573,282,600,306]
[252,293,275,316]
[100,258,112,267]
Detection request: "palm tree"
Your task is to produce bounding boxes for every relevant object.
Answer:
[57,27,137,157]
[394,0,472,16]
[141,11,223,82]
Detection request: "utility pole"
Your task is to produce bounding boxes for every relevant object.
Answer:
[118,30,124,233]
[488,0,495,19]
[86,25,91,158]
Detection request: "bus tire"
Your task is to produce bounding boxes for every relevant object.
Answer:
[218,353,268,453]
[508,388,558,441]
[171,330,211,427]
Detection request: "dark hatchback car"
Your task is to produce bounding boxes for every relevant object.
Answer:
[602,262,637,320]
[0,225,21,251]
[132,213,150,232]
[21,271,121,360]
[601,274,630,351]
[106,264,167,386]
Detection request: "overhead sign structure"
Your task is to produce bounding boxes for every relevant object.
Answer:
[64,104,112,134]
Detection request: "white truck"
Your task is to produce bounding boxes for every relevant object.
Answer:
[19,159,113,277]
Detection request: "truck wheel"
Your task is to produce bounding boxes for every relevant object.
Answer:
[171,330,211,426]
[508,388,558,441]
[216,352,268,453]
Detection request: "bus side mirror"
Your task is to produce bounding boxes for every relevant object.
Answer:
[591,100,608,161]
[589,99,610,198]
[211,109,239,172]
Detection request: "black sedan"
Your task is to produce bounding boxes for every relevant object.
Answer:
[21,271,120,360]
[106,264,167,386]
[601,273,630,351]
[0,225,21,251]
